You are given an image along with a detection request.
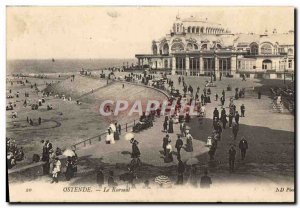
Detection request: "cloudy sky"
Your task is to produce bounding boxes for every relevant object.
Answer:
[7,7,294,59]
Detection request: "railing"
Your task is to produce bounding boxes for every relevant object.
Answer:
[270,88,294,114]
[72,119,137,150]
[8,73,171,176]
[71,76,170,150]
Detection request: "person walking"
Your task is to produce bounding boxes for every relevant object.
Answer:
[220,96,225,106]
[162,134,169,156]
[258,90,261,99]
[228,112,233,128]
[220,108,227,129]
[228,145,236,172]
[51,157,61,183]
[177,157,185,185]
[185,130,194,152]
[232,122,239,140]
[213,108,219,121]
[200,169,212,188]
[180,122,186,136]
[168,118,174,133]
[65,156,74,181]
[163,120,168,132]
[239,137,248,160]
[96,167,104,188]
[164,140,173,163]
[108,170,118,187]
[235,111,240,124]
[175,135,183,157]
[240,104,245,117]
[131,139,141,159]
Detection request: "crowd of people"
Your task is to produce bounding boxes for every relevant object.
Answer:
[7,138,25,169]
[105,122,122,144]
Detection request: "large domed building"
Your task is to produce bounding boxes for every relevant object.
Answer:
[135,15,294,79]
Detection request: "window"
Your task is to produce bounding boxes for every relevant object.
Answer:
[278,48,284,53]
[288,48,293,56]
[176,57,185,69]
[189,58,199,70]
[201,44,208,50]
[250,43,258,55]
[171,43,184,51]
[162,44,169,55]
[215,44,222,49]
[288,60,292,68]
[152,45,157,55]
[186,43,193,51]
[261,44,272,55]
[262,59,272,70]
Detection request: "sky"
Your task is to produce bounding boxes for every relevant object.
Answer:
[6,6,294,60]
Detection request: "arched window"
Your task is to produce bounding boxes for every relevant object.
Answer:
[288,48,293,55]
[171,43,184,51]
[196,27,200,33]
[262,59,272,70]
[162,43,169,55]
[215,43,222,49]
[250,43,258,55]
[186,43,193,51]
[261,44,272,55]
[200,27,204,33]
[152,45,157,55]
[164,60,168,68]
[192,27,195,33]
[201,44,208,50]
[188,27,191,33]
[194,44,198,50]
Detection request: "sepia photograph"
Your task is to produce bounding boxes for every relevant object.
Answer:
[6,6,295,203]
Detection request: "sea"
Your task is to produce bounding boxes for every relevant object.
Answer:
[6,58,136,75]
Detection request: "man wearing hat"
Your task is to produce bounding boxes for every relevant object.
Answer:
[228,145,236,172]
[131,139,140,159]
[239,137,248,160]
[175,135,183,157]
[240,104,246,117]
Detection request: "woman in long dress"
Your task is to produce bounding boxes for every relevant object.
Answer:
[164,140,173,163]
[185,131,193,152]
[65,156,74,181]
[106,128,114,144]
[168,118,174,133]
[114,123,120,141]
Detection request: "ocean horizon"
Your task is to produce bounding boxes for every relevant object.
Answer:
[6,58,136,74]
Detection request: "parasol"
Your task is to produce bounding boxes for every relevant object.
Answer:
[63,149,75,157]
[124,132,135,141]
[154,175,171,186]
[186,157,199,166]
